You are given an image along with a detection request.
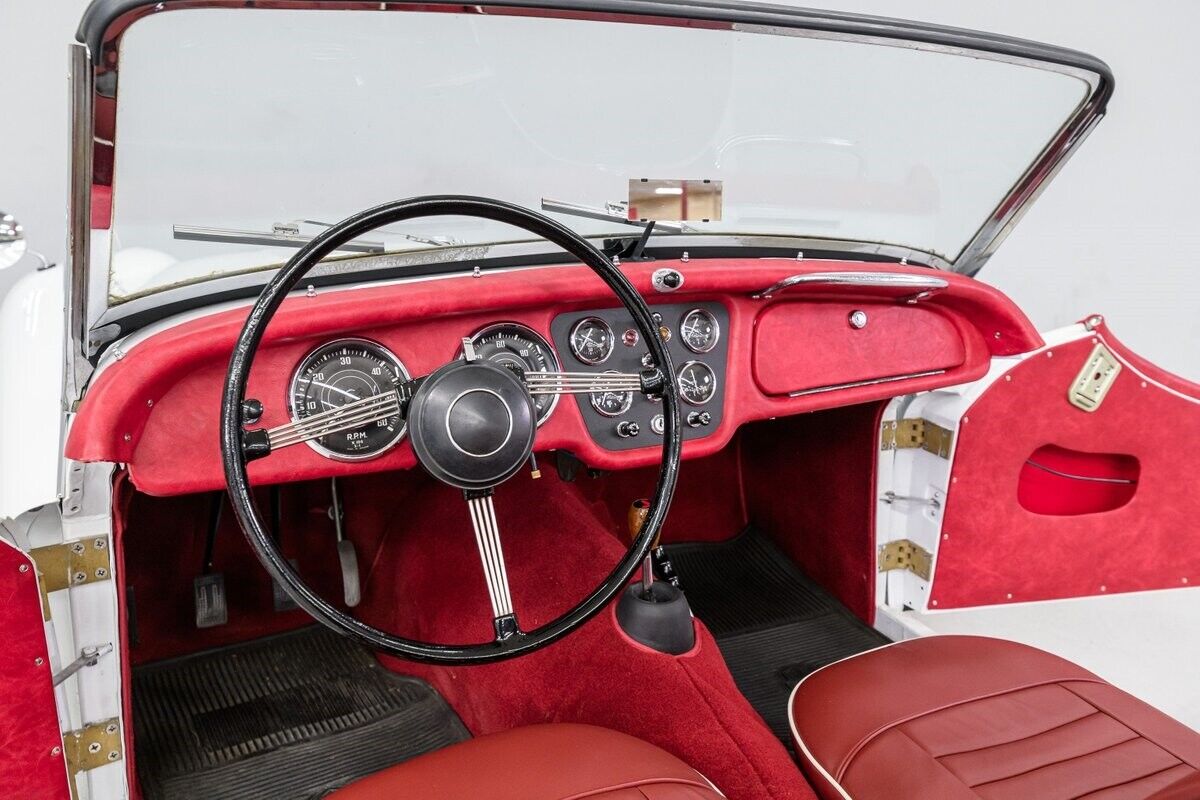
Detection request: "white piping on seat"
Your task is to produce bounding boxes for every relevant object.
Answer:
[786,639,916,800]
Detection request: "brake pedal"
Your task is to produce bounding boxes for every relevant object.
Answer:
[272,558,301,612]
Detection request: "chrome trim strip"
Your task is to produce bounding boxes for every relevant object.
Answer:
[753,272,949,300]
[66,41,94,404]
[787,369,946,397]
[1024,458,1136,485]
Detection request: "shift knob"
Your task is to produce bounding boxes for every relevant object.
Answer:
[628,498,652,544]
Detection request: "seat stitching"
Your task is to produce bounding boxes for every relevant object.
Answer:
[966,735,1170,790]
[562,777,718,800]
[1060,683,1200,771]
[933,709,1102,760]
[1068,763,1194,800]
[834,677,1110,781]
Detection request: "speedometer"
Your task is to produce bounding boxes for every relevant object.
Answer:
[465,323,561,426]
[288,338,409,461]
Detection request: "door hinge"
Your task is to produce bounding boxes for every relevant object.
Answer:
[64,718,123,781]
[881,418,954,459]
[878,539,932,581]
[29,536,112,619]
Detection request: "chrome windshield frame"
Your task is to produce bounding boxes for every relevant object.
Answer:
[65,0,1113,400]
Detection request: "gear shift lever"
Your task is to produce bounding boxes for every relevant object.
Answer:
[615,498,694,654]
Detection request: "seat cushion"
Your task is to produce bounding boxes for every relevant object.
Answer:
[789,635,1200,800]
[327,722,724,799]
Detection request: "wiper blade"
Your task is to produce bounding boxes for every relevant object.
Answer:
[173,222,386,254]
[540,198,692,235]
[300,219,460,248]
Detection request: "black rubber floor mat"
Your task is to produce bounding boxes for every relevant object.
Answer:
[666,528,889,744]
[132,626,469,799]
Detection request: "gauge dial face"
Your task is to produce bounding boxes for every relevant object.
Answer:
[680,308,719,354]
[590,370,634,417]
[466,323,561,426]
[288,339,409,461]
[569,317,614,365]
[676,361,717,406]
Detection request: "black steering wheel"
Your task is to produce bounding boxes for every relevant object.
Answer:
[220,196,681,664]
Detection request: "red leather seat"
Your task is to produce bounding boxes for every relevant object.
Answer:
[327,722,724,799]
[789,635,1200,800]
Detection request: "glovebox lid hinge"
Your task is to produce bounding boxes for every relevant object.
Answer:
[878,539,932,581]
[881,418,954,459]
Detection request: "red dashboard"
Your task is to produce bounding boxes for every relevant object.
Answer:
[66,258,1040,496]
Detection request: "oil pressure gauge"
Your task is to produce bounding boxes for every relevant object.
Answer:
[569,317,614,365]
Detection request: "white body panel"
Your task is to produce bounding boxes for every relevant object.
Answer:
[0,264,65,519]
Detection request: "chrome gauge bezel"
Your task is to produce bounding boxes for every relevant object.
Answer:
[568,316,615,365]
[679,308,720,354]
[589,370,634,417]
[287,337,411,462]
[463,322,562,427]
[676,360,718,406]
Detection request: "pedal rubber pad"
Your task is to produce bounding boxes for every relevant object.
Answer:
[337,540,361,608]
[272,558,301,612]
[193,573,228,628]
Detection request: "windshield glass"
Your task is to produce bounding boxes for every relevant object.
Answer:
[108,7,1092,300]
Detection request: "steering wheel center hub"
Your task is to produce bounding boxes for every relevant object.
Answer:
[446,388,514,457]
[408,360,535,490]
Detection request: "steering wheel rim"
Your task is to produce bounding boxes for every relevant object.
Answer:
[220,195,681,664]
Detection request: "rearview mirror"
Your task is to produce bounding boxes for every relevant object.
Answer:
[627,180,723,223]
[0,212,27,270]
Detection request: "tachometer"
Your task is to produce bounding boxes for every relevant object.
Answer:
[679,308,719,354]
[569,317,614,365]
[676,361,717,406]
[465,323,562,425]
[288,338,409,461]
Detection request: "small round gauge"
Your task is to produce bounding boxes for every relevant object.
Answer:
[676,361,717,406]
[465,323,562,426]
[569,317,614,365]
[589,370,634,417]
[679,308,719,354]
[288,338,409,461]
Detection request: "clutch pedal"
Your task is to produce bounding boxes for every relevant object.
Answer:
[194,493,228,628]
[330,478,361,607]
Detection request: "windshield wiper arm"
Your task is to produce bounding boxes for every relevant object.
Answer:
[173,222,386,254]
[300,219,460,247]
[540,198,691,235]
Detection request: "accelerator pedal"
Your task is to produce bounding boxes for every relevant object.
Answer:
[194,493,228,628]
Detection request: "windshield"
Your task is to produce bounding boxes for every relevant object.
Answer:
[107,7,1093,301]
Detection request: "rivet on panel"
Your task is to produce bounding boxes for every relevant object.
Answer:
[146,398,154,407]
[1183,577,1190,585]
[1046,351,1054,358]
[942,533,949,541]
[1141,381,1147,389]
[962,416,969,424]
[931,600,939,607]
[1100,585,1107,592]
[123,433,132,442]
[1004,375,1012,382]
[51,746,61,757]
[1006,593,1013,600]
[993,331,1001,339]
[34,657,43,666]
[18,563,28,573]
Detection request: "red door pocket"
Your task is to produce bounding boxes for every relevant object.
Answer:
[1018,444,1139,516]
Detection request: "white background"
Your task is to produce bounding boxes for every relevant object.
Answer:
[2,0,1197,380]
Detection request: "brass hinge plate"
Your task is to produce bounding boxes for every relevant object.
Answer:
[29,536,112,619]
[881,418,954,459]
[65,718,123,776]
[1069,342,1122,412]
[878,539,932,581]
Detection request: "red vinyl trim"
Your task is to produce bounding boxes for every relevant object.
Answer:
[0,542,71,800]
[67,259,1036,495]
[931,320,1200,608]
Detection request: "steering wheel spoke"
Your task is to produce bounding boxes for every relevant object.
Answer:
[465,489,521,641]
[523,368,664,397]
